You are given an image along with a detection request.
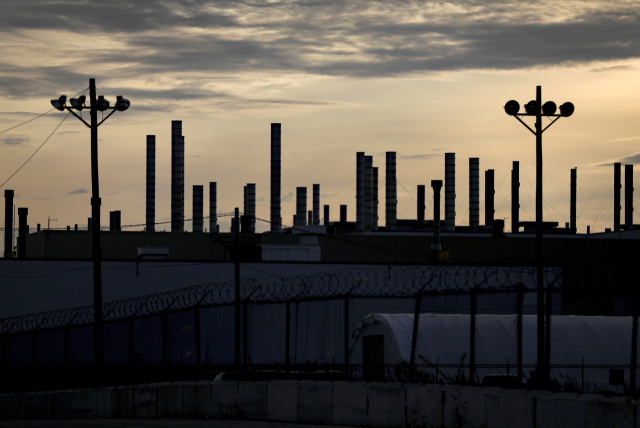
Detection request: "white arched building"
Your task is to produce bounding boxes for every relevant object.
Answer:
[349,313,634,392]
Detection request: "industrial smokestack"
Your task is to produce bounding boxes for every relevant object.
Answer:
[247,183,256,233]
[308,210,312,226]
[181,136,185,229]
[115,211,121,231]
[324,205,330,226]
[386,152,397,231]
[270,123,282,232]
[356,152,365,233]
[373,167,379,231]
[431,180,443,259]
[171,120,183,233]
[110,211,115,231]
[512,161,519,233]
[570,168,577,234]
[313,184,320,226]
[444,153,455,232]
[365,156,373,232]
[469,158,479,232]
[88,217,92,232]
[626,165,634,230]
[485,169,494,228]
[614,162,621,231]
[146,135,156,232]
[209,182,217,233]
[4,189,13,258]
[417,185,425,225]
[296,187,307,226]
[193,185,204,232]
[17,207,27,259]
[340,205,347,223]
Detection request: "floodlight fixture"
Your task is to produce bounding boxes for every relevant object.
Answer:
[69,95,87,110]
[542,101,557,116]
[524,100,539,115]
[504,100,520,116]
[559,102,574,117]
[50,95,67,111]
[96,95,110,111]
[114,95,130,111]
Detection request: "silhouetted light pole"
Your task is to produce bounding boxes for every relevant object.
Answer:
[504,87,573,386]
[51,79,130,367]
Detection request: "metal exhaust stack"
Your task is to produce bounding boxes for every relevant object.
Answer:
[626,165,633,230]
[570,168,577,234]
[313,184,320,226]
[171,120,183,232]
[209,182,217,233]
[444,153,455,232]
[296,187,307,226]
[193,185,203,232]
[146,135,156,232]
[247,183,256,233]
[270,123,282,232]
[324,205,330,226]
[485,169,495,228]
[469,158,479,231]
[340,205,347,223]
[417,185,425,225]
[115,211,121,231]
[17,207,27,259]
[365,155,373,232]
[308,210,312,226]
[373,167,379,231]
[512,161,519,233]
[356,152,365,233]
[385,152,397,231]
[4,189,13,258]
[431,180,443,261]
[614,162,621,231]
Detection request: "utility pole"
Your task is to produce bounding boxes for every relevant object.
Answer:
[234,208,241,373]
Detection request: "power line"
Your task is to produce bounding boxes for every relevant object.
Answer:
[0,109,55,135]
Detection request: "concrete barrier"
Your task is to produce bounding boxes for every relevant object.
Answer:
[0,394,15,420]
[34,391,53,420]
[210,380,239,419]
[95,388,112,419]
[184,381,212,418]
[14,392,35,420]
[536,392,588,428]
[51,389,72,419]
[584,395,634,428]
[111,385,134,419]
[486,389,534,428]
[71,389,95,419]
[237,381,267,420]
[405,384,444,428]
[332,381,367,427]
[297,380,332,424]
[133,383,158,418]
[157,382,184,418]
[367,382,405,428]
[267,380,298,422]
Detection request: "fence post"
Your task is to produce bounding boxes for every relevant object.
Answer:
[285,300,291,376]
[127,318,135,364]
[194,307,201,365]
[545,276,552,382]
[409,293,422,370]
[344,295,349,379]
[631,296,639,392]
[162,313,168,365]
[243,301,248,371]
[581,357,585,393]
[31,332,37,365]
[470,288,477,384]
[63,328,70,366]
[517,284,523,383]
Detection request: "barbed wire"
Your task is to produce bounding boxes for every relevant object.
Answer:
[0,264,561,334]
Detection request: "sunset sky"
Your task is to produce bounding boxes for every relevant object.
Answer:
[1,0,639,247]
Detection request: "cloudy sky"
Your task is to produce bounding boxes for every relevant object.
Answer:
[1,0,640,246]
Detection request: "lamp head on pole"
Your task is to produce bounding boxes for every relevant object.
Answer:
[559,102,575,117]
[69,95,86,110]
[504,100,520,116]
[50,95,67,111]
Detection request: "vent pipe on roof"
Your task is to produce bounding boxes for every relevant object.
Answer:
[296,187,307,226]
[340,205,347,223]
[512,161,519,233]
[146,135,155,232]
[313,184,320,226]
[373,167,379,231]
[109,211,115,231]
[469,158,479,232]
[270,123,282,232]
[614,162,621,231]
[570,168,577,234]
[209,182,217,234]
[324,205,330,226]
[88,217,92,232]
[4,189,13,257]
[171,120,183,233]
[386,152,397,231]
[365,155,373,232]
[17,207,27,259]
[485,169,495,228]
[308,210,312,226]
[444,153,455,232]
[246,183,256,233]
[417,185,425,225]
[193,185,204,233]
[356,152,365,233]
[431,180,443,257]
[626,165,633,230]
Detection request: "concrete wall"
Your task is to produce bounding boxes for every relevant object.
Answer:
[0,381,637,427]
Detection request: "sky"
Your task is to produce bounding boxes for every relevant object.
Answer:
[1,0,640,248]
